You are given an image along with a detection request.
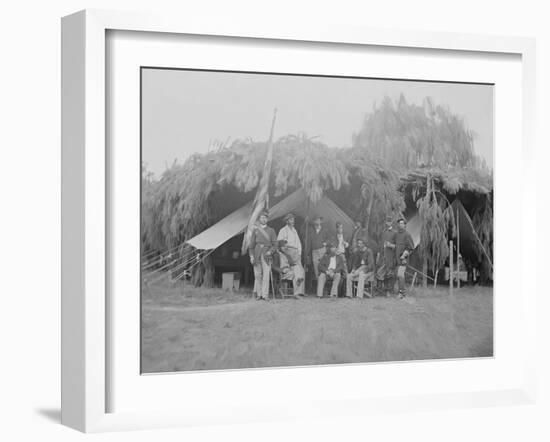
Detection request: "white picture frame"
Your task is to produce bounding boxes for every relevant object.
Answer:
[61,9,537,433]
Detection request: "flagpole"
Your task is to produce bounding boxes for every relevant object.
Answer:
[241,108,278,255]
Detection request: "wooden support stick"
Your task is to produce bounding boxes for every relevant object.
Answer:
[456,207,461,289]
[449,240,454,296]
[411,272,417,290]
[422,257,428,288]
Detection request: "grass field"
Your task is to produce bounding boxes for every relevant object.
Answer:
[141,280,493,373]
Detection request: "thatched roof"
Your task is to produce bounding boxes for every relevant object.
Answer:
[400,166,493,196]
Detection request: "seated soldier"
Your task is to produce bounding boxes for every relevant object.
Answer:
[346,238,375,298]
[272,241,300,299]
[316,242,346,298]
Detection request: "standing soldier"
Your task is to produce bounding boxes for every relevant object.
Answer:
[306,216,331,279]
[394,218,415,299]
[277,213,305,296]
[248,210,277,300]
[376,215,397,297]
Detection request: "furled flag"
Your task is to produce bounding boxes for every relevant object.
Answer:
[241,109,278,255]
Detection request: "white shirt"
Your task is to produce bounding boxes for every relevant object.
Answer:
[277,225,302,256]
[328,256,337,271]
[336,232,346,255]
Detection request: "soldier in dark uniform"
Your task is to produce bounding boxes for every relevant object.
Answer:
[345,238,375,298]
[316,242,346,298]
[248,211,277,300]
[376,215,397,297]
[394,218,415,299]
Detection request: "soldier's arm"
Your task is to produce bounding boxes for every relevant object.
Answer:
[248,229,256,260]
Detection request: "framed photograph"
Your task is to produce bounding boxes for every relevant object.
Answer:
[61,9,537,432]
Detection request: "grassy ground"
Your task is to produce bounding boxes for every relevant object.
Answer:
[141,279,493,373]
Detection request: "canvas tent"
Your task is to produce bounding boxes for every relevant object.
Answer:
[451,198,481,262]
[186,188,356,251]
[406,213,422,247]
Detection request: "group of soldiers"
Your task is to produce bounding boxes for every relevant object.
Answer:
[248,211,414,301]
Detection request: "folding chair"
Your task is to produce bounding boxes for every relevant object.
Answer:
[278,277,295,299]
[351,275,374,298]
[272,252,295,299]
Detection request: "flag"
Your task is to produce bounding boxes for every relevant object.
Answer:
[241,109,277,254]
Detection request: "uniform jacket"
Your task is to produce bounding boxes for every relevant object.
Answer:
[381,228,397,267]
[394,228,415,265]
[318,253,346,275]
[248,224,277,262]
[350,247,375,272]
[307,226,332,253]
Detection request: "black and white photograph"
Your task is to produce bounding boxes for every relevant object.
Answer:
[140,68,494,374]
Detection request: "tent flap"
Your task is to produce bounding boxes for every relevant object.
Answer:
[186,202,253,250]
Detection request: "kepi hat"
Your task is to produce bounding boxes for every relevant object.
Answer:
[283,213,295,222]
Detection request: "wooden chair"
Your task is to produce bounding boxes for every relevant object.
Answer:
[351,275,374,298]
[272,252,295,299]
[278,277,294,299]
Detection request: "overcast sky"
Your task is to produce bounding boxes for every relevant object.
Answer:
[142,68,493,178]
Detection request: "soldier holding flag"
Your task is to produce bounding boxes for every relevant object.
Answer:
[249,211,277,300]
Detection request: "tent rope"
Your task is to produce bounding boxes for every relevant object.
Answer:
[145,249,212,285]
[144,252,203,284]
[142,249,198,277]
[159,251,207,279]
[141,241,190,266]
[406,264,436,282]
[141,248,194,271]
[171,248,216,283]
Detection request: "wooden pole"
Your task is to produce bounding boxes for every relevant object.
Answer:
[449,240,454,296]
[422,257,428,288]
[304,198,311,293]
[456,207,460,289]
[410,272,417,290]
[241,108,278,255]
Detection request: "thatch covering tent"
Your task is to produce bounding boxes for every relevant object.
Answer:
[400,167,492,197]
[399,167,493,284]
[406,200,481,254]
